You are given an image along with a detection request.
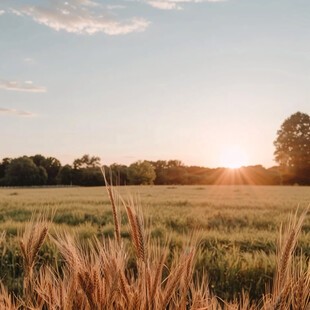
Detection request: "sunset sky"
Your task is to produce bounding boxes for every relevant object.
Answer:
[0,0,309,168]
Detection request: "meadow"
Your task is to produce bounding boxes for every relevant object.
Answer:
[0,185,309,302]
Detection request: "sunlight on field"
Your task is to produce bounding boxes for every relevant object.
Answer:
[0,185,309,299]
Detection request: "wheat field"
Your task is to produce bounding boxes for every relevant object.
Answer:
[0,185,309,307]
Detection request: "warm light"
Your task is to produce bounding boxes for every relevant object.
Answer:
[220,146,248,169]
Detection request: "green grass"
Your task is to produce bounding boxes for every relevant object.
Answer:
[0,185,309,300]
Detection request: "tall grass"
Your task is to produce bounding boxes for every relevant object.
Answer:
[0,186,309,309]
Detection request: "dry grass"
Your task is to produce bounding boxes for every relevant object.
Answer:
[0,186,309,309]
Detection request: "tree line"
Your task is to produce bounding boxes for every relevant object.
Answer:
[0,112,309,186]
[0,155,282,186]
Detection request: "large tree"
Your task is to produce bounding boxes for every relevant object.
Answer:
[274,112,310,183]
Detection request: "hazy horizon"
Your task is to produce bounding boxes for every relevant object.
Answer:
[0,152,284,169]
[1,0,309,168]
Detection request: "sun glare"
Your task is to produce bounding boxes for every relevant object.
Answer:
[220,146,248,169]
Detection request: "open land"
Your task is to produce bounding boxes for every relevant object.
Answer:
[0,185,309,300]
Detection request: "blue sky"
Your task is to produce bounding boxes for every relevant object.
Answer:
[0,0,309,168]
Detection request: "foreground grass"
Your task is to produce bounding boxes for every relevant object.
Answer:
[0,185,309,301]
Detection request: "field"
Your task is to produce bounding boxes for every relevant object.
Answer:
[0,185,310,301]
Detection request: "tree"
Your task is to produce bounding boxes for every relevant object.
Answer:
[73,155,101,169]
[150,160,168,185]
[71,155,104,186]
[274,112,310,184]
[166,160,187,184]
[30,155,61,185]
[149,160,187,184]
[128,161,156,185]
[5,156,47,186]
[0,158,12,185]
[107,163,128,185]
[0,158,12,179]
[30,154,46,167]
[57,165,73,185]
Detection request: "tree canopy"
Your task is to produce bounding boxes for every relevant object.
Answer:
[128,161,156,185]
[30,155,61,185]
[5,157,47,186]
[274,112,310,184]
[73,155,101,169]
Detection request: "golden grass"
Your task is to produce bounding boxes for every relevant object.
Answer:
[0,186,309,309]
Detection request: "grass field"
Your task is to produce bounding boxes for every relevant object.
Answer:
[0,185,309,301]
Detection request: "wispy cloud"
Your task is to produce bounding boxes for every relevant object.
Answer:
[0,108,36,117]
[144,0,226,10]
[73,0,100,7]
[0,80,46,93]
[13,0,150,35]
[148,1,182,10]
[0,10,5,15]
[10,8,22,16]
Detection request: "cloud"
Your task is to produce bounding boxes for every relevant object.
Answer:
[0,80,46,93]
[72,0,100,7]
[13,0,150,35]
[0,108,36,117]
[144,0,226,10]
[10,8,22,16]
[0,10,5,15]
[148,1,183,10]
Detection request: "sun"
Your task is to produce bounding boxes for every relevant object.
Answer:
[220,146,248,169]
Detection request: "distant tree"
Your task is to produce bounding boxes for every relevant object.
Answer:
[186,166,212,185]
[72,167,105,186]
[71,155,103,186]
[57,165,73,185]
[167,160,184,168]
[128,161,156,185]
[31,155,61,185]
[107,163,128,185]
[150,160,168,185]
[5,156,47,186]
[30,154,46,167]
[0,158,12,185]
[0,158,12,179]
[166,161,187,184]
[150,160,187,184]
[73,155,101,169]
[274,112,310,184]
[81,167,105,186]
[45,157,61,184]
[38,166,48,185]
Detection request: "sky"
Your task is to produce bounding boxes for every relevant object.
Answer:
[0,0,309,168]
